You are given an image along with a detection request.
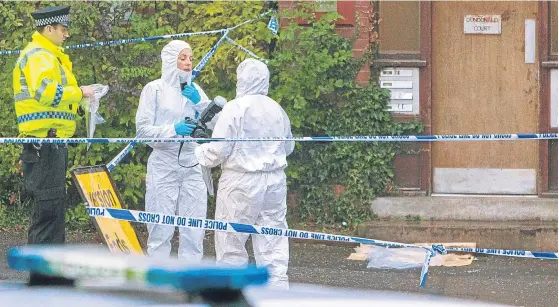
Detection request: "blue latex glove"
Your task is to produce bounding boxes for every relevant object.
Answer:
[174,120,197,136]
[182,84,201,104]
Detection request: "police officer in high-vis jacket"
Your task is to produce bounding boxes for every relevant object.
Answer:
[13,5,94,255]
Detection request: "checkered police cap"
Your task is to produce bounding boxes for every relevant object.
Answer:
[31,6,70,28]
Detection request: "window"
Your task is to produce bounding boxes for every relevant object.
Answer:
[550,1,557,56]
[315,0,356,26]
[315,0,337,13]
[289,1,356,26]
[378,1,421,54]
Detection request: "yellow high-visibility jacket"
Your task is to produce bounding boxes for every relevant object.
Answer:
[13,31,83,138]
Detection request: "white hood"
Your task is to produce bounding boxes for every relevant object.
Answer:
[161,40,192,88]
[236,58,269,98]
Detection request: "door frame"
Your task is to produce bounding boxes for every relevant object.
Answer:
[537,1,557,196]
[421,1,553,196]
[419,1,432,193]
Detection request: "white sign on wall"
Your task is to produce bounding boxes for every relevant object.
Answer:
[381,68,413,77]
[380,81,413,89]
[464,15,501,35]
[379,68,419,115]
[388,104,413,112]
[390,92,413,100]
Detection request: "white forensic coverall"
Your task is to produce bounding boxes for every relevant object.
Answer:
[194,59,295,288]
[136,40,211,260]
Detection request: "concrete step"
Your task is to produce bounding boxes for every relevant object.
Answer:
[357,220,557,251]
[371,196,557,221]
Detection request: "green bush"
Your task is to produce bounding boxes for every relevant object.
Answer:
[0,1,422,228]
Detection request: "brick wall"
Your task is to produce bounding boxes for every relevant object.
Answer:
[278,0,372,85]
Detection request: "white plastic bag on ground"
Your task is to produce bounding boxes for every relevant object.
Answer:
[358,244,475,269]
[365,246,426,270]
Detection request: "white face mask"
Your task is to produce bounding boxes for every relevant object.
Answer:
[177,69,192,84]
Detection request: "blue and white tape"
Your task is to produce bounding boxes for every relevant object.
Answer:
[225,36,268,63]
[419,252,433,287]
[0,29,227,56]
[85,205,435,287]
[0,10,273,56]
[267,15,279,35]
[85,206,429,251]
[445,247,558,259]
[86,206,558,286]
[228,10,272,31]
[192,31,231,79]
[418,244,447,287]
[1,133,556,145]
[107,140,136,171]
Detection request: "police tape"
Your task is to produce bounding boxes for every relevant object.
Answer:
[1,133,557,145]
[445,247,558,259]
[107,141,136,171]
[419,251,433,287]
[0,29,226,56]
[0,11,272,56]
[85,206,559,261]
[85,206,431,251]
[86,206,558,287]
[92,132,559,172]
[225,36,268,63]
[192,30,231,79]
[229,10,273,31]
[85,205,435,286]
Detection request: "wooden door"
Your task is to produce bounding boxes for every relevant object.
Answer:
[432,1,539,194]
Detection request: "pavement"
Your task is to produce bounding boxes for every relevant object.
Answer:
[371,196,558,221]
[0,229,557,307]
[362,196,558,251]
[357,220,558,251]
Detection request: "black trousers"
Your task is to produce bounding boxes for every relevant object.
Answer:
[21,143,68,245]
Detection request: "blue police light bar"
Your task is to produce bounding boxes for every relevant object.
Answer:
[147,266,269,292]
[7,245,269,292]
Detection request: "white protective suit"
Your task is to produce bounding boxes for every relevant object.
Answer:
[136,40,212,260]
[194,59,295,288]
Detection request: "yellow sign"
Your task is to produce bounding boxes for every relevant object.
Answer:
[72,165,143,254]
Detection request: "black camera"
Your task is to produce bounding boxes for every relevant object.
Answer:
[184,100,223,139]
[184,117,209,138]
